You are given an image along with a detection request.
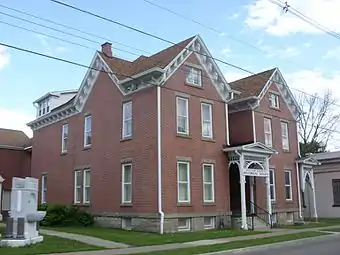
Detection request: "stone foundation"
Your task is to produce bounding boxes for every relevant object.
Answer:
[272,208,300,226]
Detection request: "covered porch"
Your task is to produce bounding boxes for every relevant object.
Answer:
[223,142,277,230]
[297,156,321,221]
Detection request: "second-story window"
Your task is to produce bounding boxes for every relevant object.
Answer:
[176,97,189,135]
[269,92,279,109]
[201,103,213,139]
[84,115,92,147]
[61,124,68,153]
[122,101,132,138]
[264,117,273,147]
[281,121,289,150]
[186,66,202,87]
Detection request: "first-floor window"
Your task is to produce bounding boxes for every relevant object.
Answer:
[332,179,340,206]
[269,169,276,201]
[203,164,214,203]
[41,175,47,204]
[177,161,190,203]
[74,170,82,204]
[83,169,91,204]
[122,164,132,204]
[284,170,292,200]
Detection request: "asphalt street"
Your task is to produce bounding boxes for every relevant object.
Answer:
[216,233,340,255]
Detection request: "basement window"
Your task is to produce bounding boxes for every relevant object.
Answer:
[178,218,191,231]
[203,216,215,229]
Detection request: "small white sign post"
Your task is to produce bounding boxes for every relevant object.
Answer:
[0,175,4,222]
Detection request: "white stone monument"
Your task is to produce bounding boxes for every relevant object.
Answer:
[0,177,46,247]
[0,175,4,222]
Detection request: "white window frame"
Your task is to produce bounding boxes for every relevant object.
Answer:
[176,97,189,135]
[269,169,276,202]
[122,101,132,138]
[284,169,293,201]
[203,163,215,203]
[41,175,47,204]
[74,170,82,204]
[203,216,215,229]
[186,66,202,86]
[83,169,91,204]
[178,218,191,231]
[122,163,132,204]
[264,117,273,147]
[201,103,213,139]
[61,123,68,153]
[269,92,279,109]
[177,161,191,203]
[84,115,92,147]
[281,121,290,150]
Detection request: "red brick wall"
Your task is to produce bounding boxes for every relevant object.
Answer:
[31,72,158,214]
[254,82,299,210]
[228,110,254,146]
[161,53,229,214]
[0,148,31,190]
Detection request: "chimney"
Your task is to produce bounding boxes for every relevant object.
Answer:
[101,42,112,57]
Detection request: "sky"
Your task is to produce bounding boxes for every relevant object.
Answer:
[1,0,340,149]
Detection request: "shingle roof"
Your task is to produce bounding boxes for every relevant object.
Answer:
[99,36,195,80]
[0,128,31,148]
[230,68,276,101]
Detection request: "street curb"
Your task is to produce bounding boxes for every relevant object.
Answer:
[200,232,338,255]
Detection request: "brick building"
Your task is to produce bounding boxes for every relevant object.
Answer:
[27,35,312,232]
[0,128,32,220]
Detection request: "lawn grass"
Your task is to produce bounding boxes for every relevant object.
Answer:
[0,228,102,255]
[280,219,340,229]
[47,227,268,246]
[135,231,330,255]
[322,227,340,232]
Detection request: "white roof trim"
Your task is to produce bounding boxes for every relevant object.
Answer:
[119,67,164,84]
[256,68,301,120]
[297,156,321,166]
[223,142,278,155]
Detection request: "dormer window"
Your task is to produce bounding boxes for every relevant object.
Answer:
[186,66,202,87]
[38,100,50,117]
[269,92,279,109]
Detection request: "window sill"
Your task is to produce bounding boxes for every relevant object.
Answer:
[176,133,192,139]
[282,149,291,153]
[203,202,216,206]
[120,203,133,207]
[201,137,215,143]
[83,145,92,151]
[121,137,132,142]
[332,204,340,207]
[285,200,295,204]
[185,82,203,89]
[269,106,281,111]
[73,203,91,207]
[177,203,192,207]
[60,151,68,156]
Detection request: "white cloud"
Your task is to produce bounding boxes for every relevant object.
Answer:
[259,44,300,58]
[229,13,240,20]
[0,46,10,71]
[303,42,312,48]
[323,46,340,60]
[245,0,340,36]
[0,108,34,138]
[35,34,68,55]
[224,71,247,82]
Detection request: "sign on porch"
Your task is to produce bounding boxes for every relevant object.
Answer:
[243,168,269,177]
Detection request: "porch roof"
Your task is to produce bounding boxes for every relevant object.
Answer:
[296,155,321,166]
[222,142,278,155]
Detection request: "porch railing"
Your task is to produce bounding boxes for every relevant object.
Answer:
[248,201,273,230]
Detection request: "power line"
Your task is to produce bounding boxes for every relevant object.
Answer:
[50,0,340,109]
[1,41,339,138]
[141,0,267,54]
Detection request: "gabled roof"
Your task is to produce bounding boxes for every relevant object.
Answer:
[297,155,321,166]
[223,141,278,155]
[229,68,276,101]
[311,151,340,161]
[0,128,31,148]
[99,36,195,80]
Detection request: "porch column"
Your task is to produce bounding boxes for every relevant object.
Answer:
[265,158,272,225]
[239,155,248,230]
[0,175,4,221]
[310,171,318,221]
[250,177,255,214]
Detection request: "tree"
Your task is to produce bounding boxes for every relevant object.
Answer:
[297,89,340,157]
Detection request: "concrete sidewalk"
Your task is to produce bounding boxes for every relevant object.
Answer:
[42,224,340,255]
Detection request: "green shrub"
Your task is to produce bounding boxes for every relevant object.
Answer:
[39,204,94,227]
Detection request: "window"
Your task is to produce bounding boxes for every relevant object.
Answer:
[332,179,340,206]
[201,103,213,138]
[203,216,215,229]
[84,115,92,147]
[269,92,279,108]
[61,124,68,153]
[83,169,91,204]
[264,118,273,147]
[41,175,47,204]
[177,161,190,203]
[269,169,276,201]
[122,218,132,229]
[281,122,289,150]
[176,97,189,135]
[122,101,132,138]
[203,164,214,203]
[178,218,191,231]
[284,170,292,200]
[74,170,82,204]
[122,164,132,204]
[186,66,202,86]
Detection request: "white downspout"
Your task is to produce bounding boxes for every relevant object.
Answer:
[252,110,256,142]
[225,103,230,145]
[296,123,302,220]
[157,85,164,234]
